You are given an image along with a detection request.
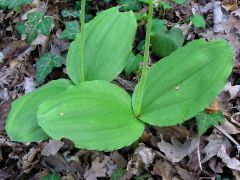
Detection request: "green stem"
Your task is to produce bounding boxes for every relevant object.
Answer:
[135,0,154,117]
[79,0,86,83]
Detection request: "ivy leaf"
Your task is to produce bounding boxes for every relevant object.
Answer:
[61,10,80,18]
[38,80,144,151]
[119,0,142,11]
[0,0,8,9]
[16,11,53,43]
[132,39,233,126]
[36,53,63,84]
[59,21,80,40]
[7,0,32,9]
[41,173,61,180]
[36,16,53,36]
[124,53,143,75]
[191,14,206,28]
[5,79,72,142]
[196,112,225,136]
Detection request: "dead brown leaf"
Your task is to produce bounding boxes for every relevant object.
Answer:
[157,136,199,163]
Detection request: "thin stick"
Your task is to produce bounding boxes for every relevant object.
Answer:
[79,0,86,83]
[134,0,154,117]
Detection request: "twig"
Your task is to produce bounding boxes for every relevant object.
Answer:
[115,77,136,92]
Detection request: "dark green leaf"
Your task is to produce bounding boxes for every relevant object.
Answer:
[38,80,144,151]
[7,0,32,9]
[151,19,167,36]
[37,16,53,36]
[132,39,233,126]
[67,7,137,84]
[172,0,186,4]
[196,111,225,136]
[61,10,80,18]
[40,173,61,180]
[124,53,143,75]
[6,79,72,142]
[36,53,63,84]
[151,27,184,58]
[119,0,142,11]
[59,21,80,40]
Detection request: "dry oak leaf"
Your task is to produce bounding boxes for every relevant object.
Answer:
[157,136,199,163]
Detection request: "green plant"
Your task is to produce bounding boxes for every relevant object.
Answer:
[6,0,233,151]
[191,13,206,28]
[151,19,184,57]
[36,53,63,84]
[0,0,32,9]
[16,11,53,43]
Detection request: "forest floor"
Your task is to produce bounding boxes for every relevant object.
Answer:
[0,0,240,179]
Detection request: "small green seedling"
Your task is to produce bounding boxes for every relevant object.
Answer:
[6,0,233,151]
[16,11,53,43]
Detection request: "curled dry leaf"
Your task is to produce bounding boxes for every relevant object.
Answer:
[21,147,40,173]
[127,143,155,175]
[224,82,240,99]
[152,159,175,180]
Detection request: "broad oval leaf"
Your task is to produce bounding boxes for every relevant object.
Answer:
[67,7,137,85]
[132,39,233,126]
[6,79,72,142]
[38,81,144,151]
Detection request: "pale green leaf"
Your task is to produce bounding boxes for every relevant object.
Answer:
[132,39,233,126]
[38,81,144,151]
[191,14,206,28]
[151,27,184,58]
[5,79,72,142]
[36,53,63,84]
[196,111,225,136]
[59,21,80,40]
[67,7,137,85]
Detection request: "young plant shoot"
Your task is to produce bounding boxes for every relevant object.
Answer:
[6,0,233,151]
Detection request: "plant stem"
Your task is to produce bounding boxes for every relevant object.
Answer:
[135,0,154,117]
[79,0,86,83]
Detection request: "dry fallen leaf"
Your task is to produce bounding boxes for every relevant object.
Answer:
[41,140,64,156]
[217,144,240,171]
[201,133,232,163]
[157,136,199,163]
[224,82,240,99]
[152,159,175,180]
[84,156,116,180]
